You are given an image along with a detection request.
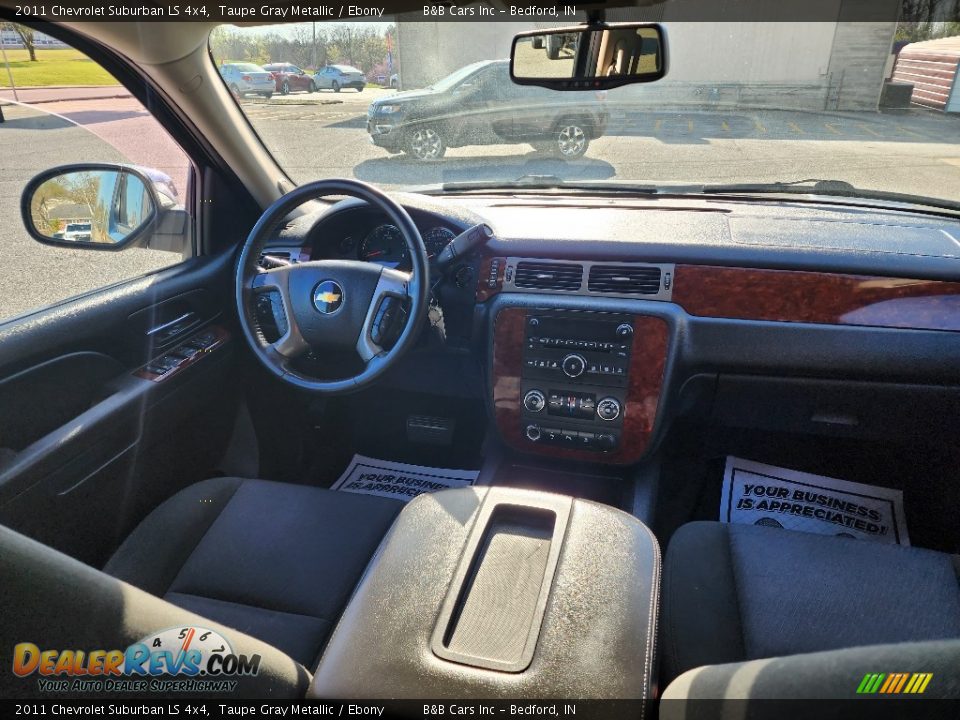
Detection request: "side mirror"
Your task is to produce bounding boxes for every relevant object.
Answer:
[511,22,667,91]
[22,164,161,251]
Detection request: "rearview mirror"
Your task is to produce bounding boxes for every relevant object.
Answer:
[21,164,158,250]
[511,22,667,90]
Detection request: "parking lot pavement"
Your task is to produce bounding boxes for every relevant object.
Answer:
[244,99,960,200]
[3,84,960,321]
[0,102,184,322]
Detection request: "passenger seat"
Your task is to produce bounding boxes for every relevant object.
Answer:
[659,522,960,698]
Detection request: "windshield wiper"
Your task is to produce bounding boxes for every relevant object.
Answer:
[439,174,569,191]
[430,176,960,214]
[689,179,960,213]
[436,175,661,193]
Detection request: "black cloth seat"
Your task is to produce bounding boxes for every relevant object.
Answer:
[104,477,402,669]
[660,521,960,685]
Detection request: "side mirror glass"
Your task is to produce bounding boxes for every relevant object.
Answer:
[22,165,158,250]
[511,22,667,90]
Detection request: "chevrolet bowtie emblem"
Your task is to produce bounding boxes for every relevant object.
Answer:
[313,280,344,315]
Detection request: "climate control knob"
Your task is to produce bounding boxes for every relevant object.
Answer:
[597,397,622,421]
[523,389,546,413]
[525,424,542,442]
[561,353,587,378]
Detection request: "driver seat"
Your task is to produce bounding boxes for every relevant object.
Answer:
[102,477,403,669]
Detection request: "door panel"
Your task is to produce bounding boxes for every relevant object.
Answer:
[0,251,240,567]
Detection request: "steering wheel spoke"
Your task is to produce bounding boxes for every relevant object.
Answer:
[357,268,412,363]
[248,267,309,360]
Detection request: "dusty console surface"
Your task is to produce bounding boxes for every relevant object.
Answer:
[309,486,660,699]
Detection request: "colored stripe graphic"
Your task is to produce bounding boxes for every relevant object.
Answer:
[893,673,909,693]
[857,672,932,694]
[879,674,896,693]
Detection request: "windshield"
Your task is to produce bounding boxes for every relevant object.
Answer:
[213,10,960,207]
[427,62,488,92]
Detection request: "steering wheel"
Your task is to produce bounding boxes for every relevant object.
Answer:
[235,179,429,394]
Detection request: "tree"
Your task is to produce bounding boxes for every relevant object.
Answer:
[3,22,37,61]
[66,172,108,242]
[31,180,71,234]
[896,0,960,42]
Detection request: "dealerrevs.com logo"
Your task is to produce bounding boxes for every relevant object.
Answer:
[12,626,261,693]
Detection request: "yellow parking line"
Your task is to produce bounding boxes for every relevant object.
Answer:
[654,118,663,132]
[687,119,694,132]
[858,123,883,137]
[721,120,730,132]
[896,125,926,138]
[788,121,804,135]
[824,123,842,134]
[753,118,767,133]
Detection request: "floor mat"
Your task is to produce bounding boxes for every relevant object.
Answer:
[330,454,479,503]
[720,456,910,545]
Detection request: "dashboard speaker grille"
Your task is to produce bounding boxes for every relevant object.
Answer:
[588,265,662,294]
[514,261,583,291]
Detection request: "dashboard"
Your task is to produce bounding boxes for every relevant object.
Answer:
[259,191,960,466]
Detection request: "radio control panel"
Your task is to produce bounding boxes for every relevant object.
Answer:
[521,311,633,452]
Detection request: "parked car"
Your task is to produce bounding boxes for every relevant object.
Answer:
[313,64,366,92]
[263,62,317,94]
[62,221,92,242]
[367,59,608,160]
[219,62,275,98]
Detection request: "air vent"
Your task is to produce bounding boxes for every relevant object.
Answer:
[514,261,583,291]
[588,265,662,295]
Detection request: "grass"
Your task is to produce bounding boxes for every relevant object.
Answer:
[0,48,119,87]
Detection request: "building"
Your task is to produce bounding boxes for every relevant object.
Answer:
[892,35,960,112]
[395,1,899,111]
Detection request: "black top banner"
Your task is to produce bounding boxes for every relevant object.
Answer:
[3,0,941,24]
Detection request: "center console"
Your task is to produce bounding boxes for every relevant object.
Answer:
[308,486,660,700]
[520,310,634,452]
[492,307,670,465]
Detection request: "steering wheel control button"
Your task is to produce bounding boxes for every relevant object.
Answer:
[597,397,622,421]
[525,424,542,442]
[523,389,547,413]
[312,280,344,315]
[561,353,587,378]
